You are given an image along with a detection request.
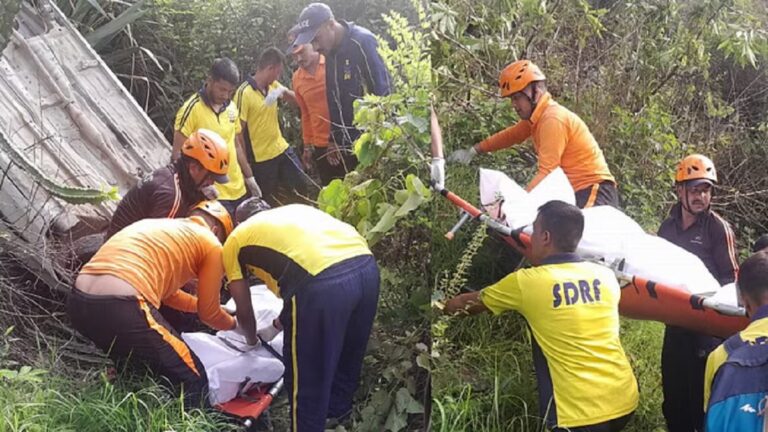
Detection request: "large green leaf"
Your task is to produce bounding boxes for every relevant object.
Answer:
[85,0,147,51]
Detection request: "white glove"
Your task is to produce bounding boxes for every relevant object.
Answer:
[430,157,445,189]
[263,86,287,106]
[257,320,282,342]
[245,176,262,198]
[448,147,477,165]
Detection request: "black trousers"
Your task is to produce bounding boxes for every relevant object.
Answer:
[313,147,358,186]
[552,412,634,432]
[575,181,620,209]
[252,147,310,206]
[68,288,208,408]
[661,326,721,432]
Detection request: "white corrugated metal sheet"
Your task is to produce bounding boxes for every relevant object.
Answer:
[0,1,169,245]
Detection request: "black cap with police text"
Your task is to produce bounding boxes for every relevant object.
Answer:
[289,3,333,48]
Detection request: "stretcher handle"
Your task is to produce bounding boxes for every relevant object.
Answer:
[432,181,529,249]
[241,379,284,429]
[445,212,471,240]
[700,297,747,317]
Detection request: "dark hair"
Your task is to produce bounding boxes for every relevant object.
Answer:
[175,156,208,203]
[753,234,768,253]
[737,251,768,305]
[209,57,240,85]
[235,197,272,225]
[536,200,584,252]
[256,47,286,71]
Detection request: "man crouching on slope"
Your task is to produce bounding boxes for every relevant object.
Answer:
[445,200,638,431]
[68,200,236,408]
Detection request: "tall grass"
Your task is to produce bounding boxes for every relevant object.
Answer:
[0,368,237,432]
[432,313,667,432]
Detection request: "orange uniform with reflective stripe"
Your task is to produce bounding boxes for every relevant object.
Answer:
[81,216,234,331]
[477,92,615,192]
[292,56,331,148]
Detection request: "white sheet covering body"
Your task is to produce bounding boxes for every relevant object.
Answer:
[478,168,732,301]
[182,284,284,405]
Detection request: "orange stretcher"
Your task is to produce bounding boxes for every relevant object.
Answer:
[216,378,283,429]
[437,185,749,339]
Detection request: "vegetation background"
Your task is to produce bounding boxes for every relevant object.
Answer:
[431,0,767,431]
[0,0,430,431]
[0,0,767,431]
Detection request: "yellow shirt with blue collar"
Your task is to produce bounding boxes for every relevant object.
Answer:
[704,305,768,410]
[221,204,371,297]
[234,78,290,163]
[174,87,245,201]
[480,253,638,428]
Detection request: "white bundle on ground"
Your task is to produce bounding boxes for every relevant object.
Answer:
[182,285,284,405]
[478,168,725,297]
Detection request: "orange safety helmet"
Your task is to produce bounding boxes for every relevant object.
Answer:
[498,60,546,98]
[182,129,230,183]
[675,154,717,184]
[193,200,234,237]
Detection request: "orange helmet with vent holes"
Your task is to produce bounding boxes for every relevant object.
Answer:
[676,154,717,184]
[499,60,546,98]
[193,200,234,237]
[182,129,230,183]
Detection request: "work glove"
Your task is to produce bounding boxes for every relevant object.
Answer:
[430,157,445,189]
[245,176,262,199]
[263,85,287,106]
[448,146,477,165]
[257,319,282,342]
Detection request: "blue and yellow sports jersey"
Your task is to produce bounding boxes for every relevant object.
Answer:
[480,253,638,428]
[222,204,371,296]
[175,89,245,201]
[234,78,289,162]
[704,306,768,411]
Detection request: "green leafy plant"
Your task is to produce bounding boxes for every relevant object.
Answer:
[318,1,432,247]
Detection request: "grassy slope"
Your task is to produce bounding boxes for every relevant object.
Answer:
[433,316,666,432]
[0,252,427,431]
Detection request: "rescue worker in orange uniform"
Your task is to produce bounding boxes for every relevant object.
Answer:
[449,60,618,208]
[68,200,236,407]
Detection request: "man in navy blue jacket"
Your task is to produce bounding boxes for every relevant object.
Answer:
[290,3,391,180]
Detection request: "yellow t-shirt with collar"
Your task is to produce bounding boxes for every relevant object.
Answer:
[234,78,290,162]
[174,89,246,201]
[222,204,371,296]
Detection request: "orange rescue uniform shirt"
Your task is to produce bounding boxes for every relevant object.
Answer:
[80,216,235,331]
[478,92,615,192]
[292,55,331,147]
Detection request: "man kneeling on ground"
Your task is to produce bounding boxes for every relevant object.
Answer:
[68,200,236,407]
[445,200,638,432]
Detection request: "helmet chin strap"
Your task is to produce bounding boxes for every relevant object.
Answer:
[523,83,539,119]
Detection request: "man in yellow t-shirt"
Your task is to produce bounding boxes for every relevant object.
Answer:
[235,47,309,206]
[223,199,378,432]
[445,201,638,431]
[173,57,252,217]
